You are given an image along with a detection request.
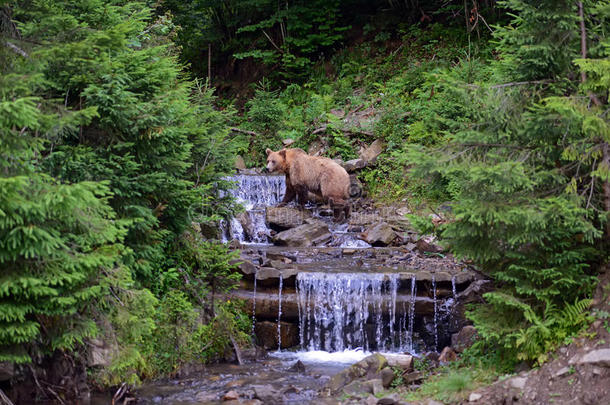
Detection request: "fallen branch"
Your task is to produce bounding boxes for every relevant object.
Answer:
[4,41,27,57]
[229,127,259,136]
[310,125,374,137]
[0,388,14,405]
[229,335,243,365]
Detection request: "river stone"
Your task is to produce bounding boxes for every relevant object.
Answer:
[273,221,330,247]
[195,391,218,402]
[451,325,477,353]
[252,385,278,402]
[362,222,398,246]
[359,139,385,163]
[288,360,306,373]
[326,353,388,394]
[438,346,457,363]
[469,392,482,402]
[223,390,239,401]
[266,206,311,230]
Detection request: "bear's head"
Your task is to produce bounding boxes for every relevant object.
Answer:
[265,148,287,173]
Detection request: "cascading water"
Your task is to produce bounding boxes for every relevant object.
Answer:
[432,275,438,352]
[296,272,404,352]
[220,175,285,244]
[277,274,283,351]
[451,275,457,302]
[407,274,417,352]
[251,270,257,339]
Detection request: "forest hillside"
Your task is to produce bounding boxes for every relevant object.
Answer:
[0,1,608,404]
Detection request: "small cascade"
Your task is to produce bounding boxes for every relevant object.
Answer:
[388,274,399,351]
[296,272,404,352]
[251,270,257,340]
[221,175,285,244]
[407,274,417,352]
[277,273,283,351]
[451,275,458,303]
[432,275,438,352]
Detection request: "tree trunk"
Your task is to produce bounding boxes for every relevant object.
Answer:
[578,1,587,83]
[208,43,212,83]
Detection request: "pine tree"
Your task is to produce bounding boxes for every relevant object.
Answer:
[0,78,124,363]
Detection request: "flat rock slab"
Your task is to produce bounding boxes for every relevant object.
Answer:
[273,222,331,247]
[570,348,610,367]
[266,206,311,229]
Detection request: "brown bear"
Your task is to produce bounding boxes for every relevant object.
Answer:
[265,147,351,221]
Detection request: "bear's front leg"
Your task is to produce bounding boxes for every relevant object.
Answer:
[278,179,296,206]
[295,185,308,208]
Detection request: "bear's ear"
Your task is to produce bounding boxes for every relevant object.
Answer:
[279,149,286,159]
[265,148,273,156]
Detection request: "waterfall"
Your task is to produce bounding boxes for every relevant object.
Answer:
[251,270,257,340]
[276,273,283,351]
[388,274,398,351]
[407,274,417,352]
[296,272,403,352]
[451,274,457,303]
[221,175,285,244]
[432,275,438,352]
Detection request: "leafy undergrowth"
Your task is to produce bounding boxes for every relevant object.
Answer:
[401,365,498,403]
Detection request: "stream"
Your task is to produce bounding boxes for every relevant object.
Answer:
[127,174,477,404]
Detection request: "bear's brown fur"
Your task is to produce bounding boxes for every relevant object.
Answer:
[265,147,351,221]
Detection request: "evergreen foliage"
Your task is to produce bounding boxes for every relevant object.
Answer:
[404,0,608,366]
[1,0,245,387]
[0,80,125,363]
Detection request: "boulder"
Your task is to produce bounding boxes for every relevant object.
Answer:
[343,158,367,173]
[508,376,527,390]
[326,353,388,394]
[200,221,222,240]
[288,360,306,373]
[349,174,363,198]
[362,222,398,246]
[359,139,385,163]
[438,347,457,363]
[273,221,331,247]
[87,338,117,367]
[451,325,477,353]
[380,367,395,388]
[252,385,279,403]
[237,259,257,276]
[235,155,247,170]
[416,238,443,254]
[570,348,610,367]
[266,206,311,230]
[384,354,413,371]
[308,139,327,156]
